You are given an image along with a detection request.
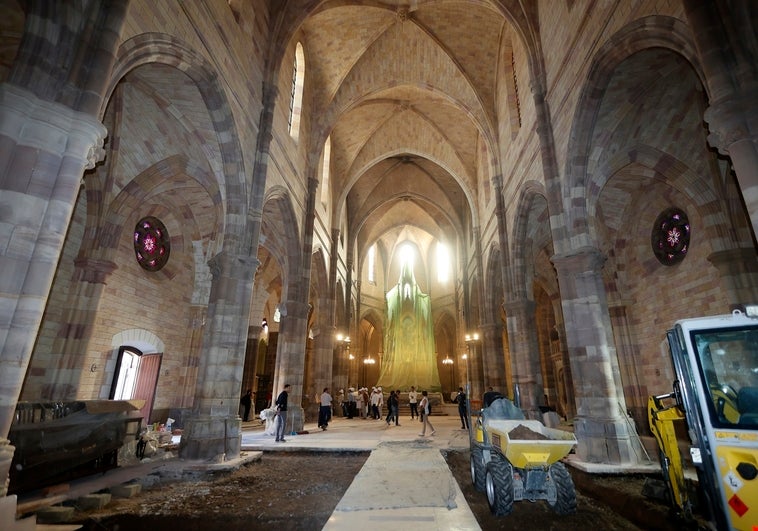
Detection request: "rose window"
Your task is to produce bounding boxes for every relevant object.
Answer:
[651,208,690,266]
[134,216,170,271]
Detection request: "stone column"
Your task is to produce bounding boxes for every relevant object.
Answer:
[0,83,106,495]
[480,323,505,391]
[179,251,258,461]
[707,248,758,306]
[683,1,758,238]
[272,300,311,434]
[183,305,207,408]
[552,247,637,464]
[503,299,544,419]
[244,325,262,396]
[43,256,117,399]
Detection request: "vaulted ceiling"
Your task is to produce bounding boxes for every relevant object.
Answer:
[281,0,527,265]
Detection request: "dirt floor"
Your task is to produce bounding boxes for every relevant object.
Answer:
[69,449,686,531]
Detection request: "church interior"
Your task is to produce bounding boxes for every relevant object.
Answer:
[1,0,757,511]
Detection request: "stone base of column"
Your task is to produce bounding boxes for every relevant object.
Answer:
[284,406,304,434]
[178,416,241,461]
[573,416,638,464]
[0,439,15,497]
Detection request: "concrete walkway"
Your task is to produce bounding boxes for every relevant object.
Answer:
[241,412,480,530]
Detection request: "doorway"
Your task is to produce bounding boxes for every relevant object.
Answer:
[110,346,162,424]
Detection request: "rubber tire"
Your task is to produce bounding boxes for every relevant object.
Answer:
[470,445,486,492]
[547,461,577,515]
[485,456,514,516]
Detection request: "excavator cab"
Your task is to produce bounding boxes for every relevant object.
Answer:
[650,307,758,530]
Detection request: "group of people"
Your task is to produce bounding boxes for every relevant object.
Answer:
[261,383,483,442]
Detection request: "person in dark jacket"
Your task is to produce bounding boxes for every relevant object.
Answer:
[455,387,469,430]
[274,384,291,442]
[240,389,253,421]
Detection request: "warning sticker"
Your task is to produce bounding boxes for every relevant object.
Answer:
[725,470,744,493]
[728,494,748,518]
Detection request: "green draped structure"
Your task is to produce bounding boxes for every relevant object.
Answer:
[377,260,441,391]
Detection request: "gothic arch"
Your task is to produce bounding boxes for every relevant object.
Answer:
[261,187,303,302]
[107,33,248,251]
[558,15,703,253]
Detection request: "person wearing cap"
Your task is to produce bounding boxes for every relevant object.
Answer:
[370,386,383,419]
[347,387,356,418]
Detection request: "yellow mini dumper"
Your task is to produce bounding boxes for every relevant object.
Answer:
[470,397,578,516]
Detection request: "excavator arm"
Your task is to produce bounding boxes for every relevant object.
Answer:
[648,389,694,520]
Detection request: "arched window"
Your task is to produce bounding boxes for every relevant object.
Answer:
[436,241,450,282]
[367,244,376,284]
[288,42,305,140]
[320,135,331,207]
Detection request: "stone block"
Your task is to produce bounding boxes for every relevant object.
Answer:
[110,483,142,498]
[75,492,111,510]
[35,505,75,523]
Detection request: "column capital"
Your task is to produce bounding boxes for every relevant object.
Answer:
[207,251,260,280]
[281,300,311,319]
[73,257,118,283]
[704,90,758,156]
[0,83,107,169]
[551,246,606,274]
[503,298,535,315]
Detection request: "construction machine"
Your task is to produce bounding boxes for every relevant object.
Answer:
[469,396,578,516]
[648,306,758,530]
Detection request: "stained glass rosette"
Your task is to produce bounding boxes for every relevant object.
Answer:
[651,207,690,266]
[134,216,170,271]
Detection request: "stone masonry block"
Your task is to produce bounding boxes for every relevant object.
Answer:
[110,483,142,498]
[35,505,76,523]
[75,492,112,511]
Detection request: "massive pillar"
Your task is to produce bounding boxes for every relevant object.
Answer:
[684,1,758,239]
[707,249,758,306]
[0,84,107,495]
[43,256,117,399]
[503,299,544,418]
[272,300,311,433]
[552,247,637,464]
[480,323,506,391]
[179,251,258,461]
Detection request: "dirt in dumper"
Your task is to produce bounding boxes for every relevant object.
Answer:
[508,424,550,440]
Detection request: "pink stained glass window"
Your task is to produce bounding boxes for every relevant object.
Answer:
[134,216,170,272]
[651,207,690,266]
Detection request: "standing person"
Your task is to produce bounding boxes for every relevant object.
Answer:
[418,390,436,436]
[408,386,418,420]
[361,387,370,418]
[274,383,291,442]
[386,390,400,426]
[374,387,384,419]
[240,389,253,422]
[357,387,365,418]
[318,387,333,431]
[483,386,503,407]
[455,387,469,430]
[337,389,346,417]
[347,387,356,418]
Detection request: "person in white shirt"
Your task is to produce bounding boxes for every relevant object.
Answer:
[418,390,435,437]
[408,386,418,419]
[318,387,333,430]
[370,387,383,419]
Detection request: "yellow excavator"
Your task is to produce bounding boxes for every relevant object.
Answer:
[648,306,758,530]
